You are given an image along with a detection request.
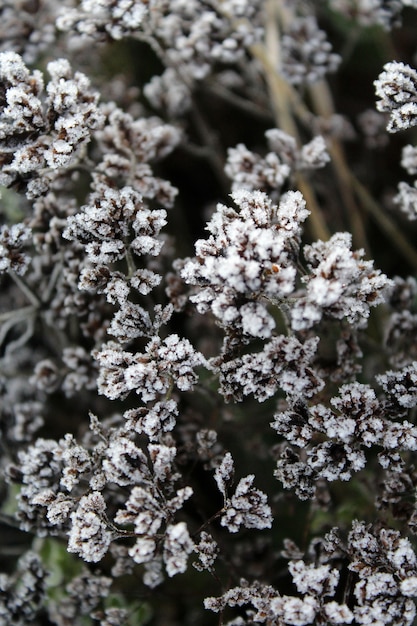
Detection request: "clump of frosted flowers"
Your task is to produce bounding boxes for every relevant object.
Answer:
[2,1,417,625]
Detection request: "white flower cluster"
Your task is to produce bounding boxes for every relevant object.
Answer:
[214,452,273,532]
[0,0,61,64]
[64,185,166,267]
[377,361,417,408]
[393,144,417,219]
[291,232,392,330]
[206,520,417,625]
[375,61,417,132]
[273,380,417,499]
[0,52,104,197]
[182,188,309,338]
[0,222,31,275]
[340,521,417,626]
[115,483,194,577]
[93,107,180,206]
[281,16,341,85]
[95,334,206,402]
[331,0,405,29]
[225,130,330,196]
[205,567,352,625]
[0,552,47,624]
[5,415,201,586]
[218,335,323,403]
[58,0,264,96]
[68,491,112,562]
[2,0,417,623]
[56,0,148,41]
[375,62,417,219]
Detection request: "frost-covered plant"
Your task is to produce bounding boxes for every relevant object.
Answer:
[2,2,417,625]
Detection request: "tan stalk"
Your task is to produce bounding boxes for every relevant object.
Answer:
[308,79,369,251]
[250,7,330,242]
[351,176,417,270]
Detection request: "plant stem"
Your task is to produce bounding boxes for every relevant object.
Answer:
[250,11,331,242]
[352,176,417,271]
[308,79,369,252]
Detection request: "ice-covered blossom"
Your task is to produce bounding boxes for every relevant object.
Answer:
[0,222,32,275]
[163,522,195,577]
[265,129,331,171]
[214,452,272,532]
[144,68,192,117]
[148,443,178,482]
[393,144,417,219]
[225,143,290,194]
[377,361,417,408]
[7,437,65,533]
[95,334,206,401]
[3,0,417,623]
[270,595,318,625]
[220,473,273,533]
[124,399,178,440]
[375,61,417,132]
[273,379,417,498]
[0,551,47,625]
[401,144,417,175]
[93,107,180,205]
[182,189,309,337]
[102,436,149,487]
[281,16,341,85]
[58,0,263,82]
[343,521,417,625]
[289,560,340,597]
[56,0,148,41]
[0,0,60,64]
[394,181,417,220]
[214,451,235,497]
[64,185,167,265]
[114,483,193,579]
[225,133,330,195]
[60,433,93,491]
[218,335,323,402]
[291,232,392,330]
[193,532,219,572]
[0,52,104,196]
[67,491,113,562]
[206,519,417,624]
[204,580,278,618]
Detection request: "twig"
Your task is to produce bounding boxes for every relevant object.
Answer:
[308,79,369,251]
[204,80,272,121]
[9,271,41,307]
[352,176,417,270]
[249,10,331,242]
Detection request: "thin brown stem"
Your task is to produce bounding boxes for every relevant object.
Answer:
[249,12,331,242]
[308,79,369,251]
[352,176,417,271]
